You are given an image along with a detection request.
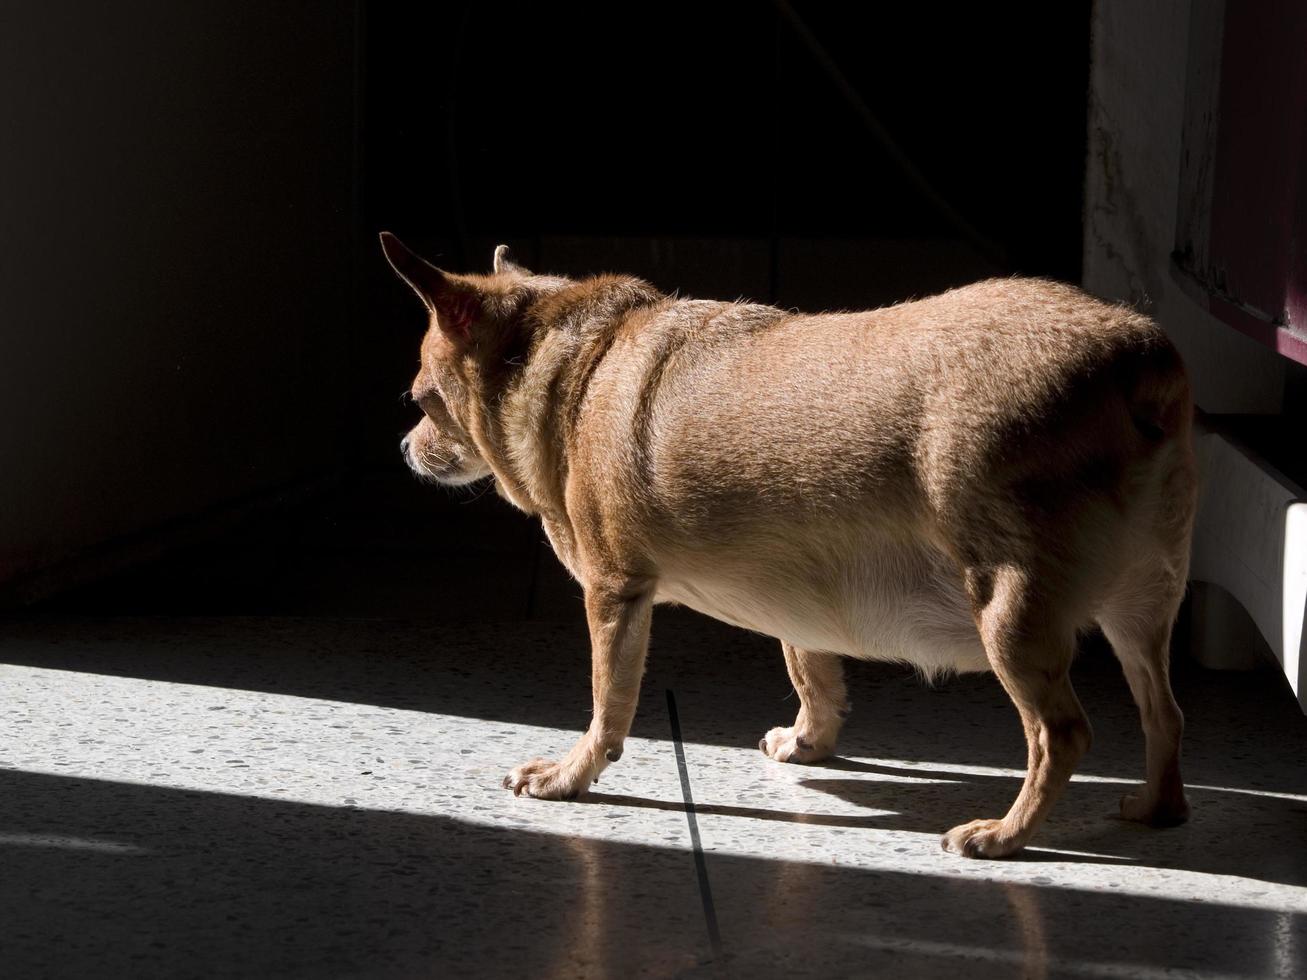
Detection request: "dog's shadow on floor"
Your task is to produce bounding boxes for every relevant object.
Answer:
[583,756,1307,888]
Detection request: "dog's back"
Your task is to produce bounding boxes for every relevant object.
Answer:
[561,278,1193,664]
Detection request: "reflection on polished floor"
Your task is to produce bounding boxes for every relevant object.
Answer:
[3,481,1306,977]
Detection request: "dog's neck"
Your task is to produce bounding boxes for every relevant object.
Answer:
[478,277,664,528]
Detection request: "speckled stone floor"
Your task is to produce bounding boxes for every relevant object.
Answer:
[3,609,1306,979]
[3,479,1306,978]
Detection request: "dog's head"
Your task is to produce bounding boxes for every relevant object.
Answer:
[380,233,566,486]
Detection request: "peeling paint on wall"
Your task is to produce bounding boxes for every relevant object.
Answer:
[1082,0,1286,413]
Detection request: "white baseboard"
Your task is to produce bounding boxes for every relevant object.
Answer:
[1190,420,1307,712]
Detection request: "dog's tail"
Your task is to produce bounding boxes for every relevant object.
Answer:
[1115,320,1198,574]
[1120,324,1192,445]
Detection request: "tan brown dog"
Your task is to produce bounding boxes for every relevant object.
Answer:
[381,233,1196,858]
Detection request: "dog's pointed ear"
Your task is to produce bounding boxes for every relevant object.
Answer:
[379,232,446,311]
[380,232,478,341]
[492,243,531,276]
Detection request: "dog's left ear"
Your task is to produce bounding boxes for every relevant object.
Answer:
[380,231,445,309]
[493,244,531,276]
[380,232,479,341]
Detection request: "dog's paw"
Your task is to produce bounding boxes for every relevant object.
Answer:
[503,757,590,801]
[941,818,1024,859]
[1119,790,1190,827]
[758,726,834,764]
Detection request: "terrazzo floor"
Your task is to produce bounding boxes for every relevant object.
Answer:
[3,604,1306,978]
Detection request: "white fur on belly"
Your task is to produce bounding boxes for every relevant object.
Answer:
[654,542,989,677]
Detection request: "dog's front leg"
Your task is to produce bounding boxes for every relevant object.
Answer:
[504,583,653,800]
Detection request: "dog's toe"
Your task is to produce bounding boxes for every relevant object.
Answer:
[759,726,833,764]
[941,818,1022,859]
[504,757,588,801]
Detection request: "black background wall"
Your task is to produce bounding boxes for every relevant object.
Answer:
[365,3,1089,261]
[2,1,357,597]
[3,1,1092,612]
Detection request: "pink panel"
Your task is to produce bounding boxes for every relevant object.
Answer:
[1198,0,1307,364]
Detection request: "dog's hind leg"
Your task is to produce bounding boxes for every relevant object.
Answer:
[942,564,1092,858]
[1098,586,1190,826]
[1098,436,1194,827]
[759,643,848,763]
[505,583,653,800]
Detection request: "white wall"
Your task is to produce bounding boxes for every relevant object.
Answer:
[1083,0,1286,413]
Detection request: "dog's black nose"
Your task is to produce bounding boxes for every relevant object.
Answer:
[399,434,411,457]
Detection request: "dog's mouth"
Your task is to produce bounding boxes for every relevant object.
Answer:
[402,440,490,487]
[423,463,490,487]
[410,456,467,484]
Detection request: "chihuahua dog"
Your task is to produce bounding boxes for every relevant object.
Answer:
[381,233,1196,858]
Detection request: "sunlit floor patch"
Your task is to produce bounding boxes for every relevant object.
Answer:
[3,663,1306,915]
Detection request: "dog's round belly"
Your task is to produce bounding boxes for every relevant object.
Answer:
[654,552,988,675]
[655,576,850,654]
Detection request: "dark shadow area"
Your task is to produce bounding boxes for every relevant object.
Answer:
[29,472,556,622]
[0,768,705,978]
[364,3,1091,268]
[0,767,1300,979]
